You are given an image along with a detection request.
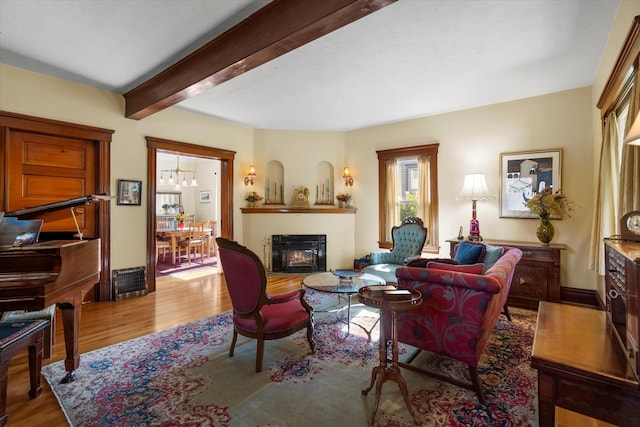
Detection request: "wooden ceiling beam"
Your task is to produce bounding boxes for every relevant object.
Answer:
[124,0,396,120]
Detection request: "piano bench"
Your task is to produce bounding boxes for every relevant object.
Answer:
[1,305,56,359]
[0,320,48,426]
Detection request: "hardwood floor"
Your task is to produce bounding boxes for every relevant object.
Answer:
[3,269,616,427]
[3,270,303,426]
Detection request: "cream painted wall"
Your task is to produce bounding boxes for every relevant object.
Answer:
[346,87,594,290]
[252,130,346,202]
[2,0,638,294]
[0,64,254,271]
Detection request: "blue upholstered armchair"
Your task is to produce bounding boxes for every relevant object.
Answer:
[362,217,428,283]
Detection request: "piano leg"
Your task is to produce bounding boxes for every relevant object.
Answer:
[57,296,83,384]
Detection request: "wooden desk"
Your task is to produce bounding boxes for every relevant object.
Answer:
[157,228,212,264]
[531,302,640,427]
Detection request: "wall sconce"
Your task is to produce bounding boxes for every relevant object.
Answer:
[457,173,493,241]
[343,167,354,186]
[244,165,256,186]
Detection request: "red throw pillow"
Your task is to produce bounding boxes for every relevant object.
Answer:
[426,262,485,275]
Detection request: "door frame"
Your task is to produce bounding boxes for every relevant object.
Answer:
[146,137,235,292]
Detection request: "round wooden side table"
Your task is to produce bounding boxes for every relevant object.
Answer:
[358,286,422,425]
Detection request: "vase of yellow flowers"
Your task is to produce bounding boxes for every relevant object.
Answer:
[175,212,189,229]
[336,193,351,208]
[246,191,263,208]
[525,187,574,245]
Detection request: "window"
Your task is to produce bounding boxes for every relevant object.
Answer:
[376,144,439,252]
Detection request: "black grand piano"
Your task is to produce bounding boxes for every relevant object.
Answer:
[0,195,108,383]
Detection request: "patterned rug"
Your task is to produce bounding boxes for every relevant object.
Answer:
[42,292,538,426]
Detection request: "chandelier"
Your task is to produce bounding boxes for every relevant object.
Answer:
[159,156,198,189]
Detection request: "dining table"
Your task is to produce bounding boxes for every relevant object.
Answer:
[157,227,214,265]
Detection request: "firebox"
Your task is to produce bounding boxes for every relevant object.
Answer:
[272,234,326,273]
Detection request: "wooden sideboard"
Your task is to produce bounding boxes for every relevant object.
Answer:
[446,238,566,309]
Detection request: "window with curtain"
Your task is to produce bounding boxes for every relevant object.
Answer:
[376,144,439,253]
[590,15,640,275]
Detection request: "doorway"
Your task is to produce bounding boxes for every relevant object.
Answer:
[155,153,220,276]
[146,137,236,293]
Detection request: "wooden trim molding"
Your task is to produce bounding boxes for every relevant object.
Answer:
[241,207,357,214]
[146,137,235,293]
[597,15,640,117]
[376,143,439,253]
[124,0,396,119]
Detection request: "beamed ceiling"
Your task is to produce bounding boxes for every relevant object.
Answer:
[0,0,620,131]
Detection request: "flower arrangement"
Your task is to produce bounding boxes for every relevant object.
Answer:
[175,212,189,223]
[336,193,351,203]
[525,187,574,219]
[245,191,263,204]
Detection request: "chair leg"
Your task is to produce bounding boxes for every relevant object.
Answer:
[502,304,512,321]
[469,366,486,405]
[256,334,265,372]
[229,330,238,357]
[307,323,316,354]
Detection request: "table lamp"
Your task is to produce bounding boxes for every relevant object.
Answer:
[458,173,492,241]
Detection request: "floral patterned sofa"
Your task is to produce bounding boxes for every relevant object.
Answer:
[386,245,523,404]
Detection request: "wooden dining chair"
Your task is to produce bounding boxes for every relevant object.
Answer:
[156,238,172,263]
[203,219,217,256]
[178,222,206,264]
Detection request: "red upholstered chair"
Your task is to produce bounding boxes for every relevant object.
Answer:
[216,237,315,372]
[387,246,523,404]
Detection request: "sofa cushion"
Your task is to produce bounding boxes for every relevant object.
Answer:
[406,258,459,268]
[454,241,486,264]
[427,261,485,275]
[482,244,504,273]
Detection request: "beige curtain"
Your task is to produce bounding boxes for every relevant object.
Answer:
[385,159,399,241]
[621,71,640,214]
[588,111,620,274]
[417,155,430,242]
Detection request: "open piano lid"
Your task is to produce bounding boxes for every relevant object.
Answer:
[0,195,112,250]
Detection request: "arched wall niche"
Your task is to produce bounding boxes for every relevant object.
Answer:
[265,160,284,204]
[315,161,334,205]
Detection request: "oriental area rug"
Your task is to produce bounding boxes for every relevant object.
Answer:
[42,292,538,426]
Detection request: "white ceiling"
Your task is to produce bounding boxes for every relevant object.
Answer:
[0,0,620,131]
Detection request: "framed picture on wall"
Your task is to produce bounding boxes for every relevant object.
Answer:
[199,190,211,203]
[499,149,562,218]
[117,179,142,206]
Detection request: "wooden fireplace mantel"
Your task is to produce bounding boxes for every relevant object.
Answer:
[241,207,357,214]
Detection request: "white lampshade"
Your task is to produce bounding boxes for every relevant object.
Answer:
[458,173,493,201]
[624,111,640,145]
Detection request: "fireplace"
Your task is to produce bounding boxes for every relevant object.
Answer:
[272,234,326,273]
